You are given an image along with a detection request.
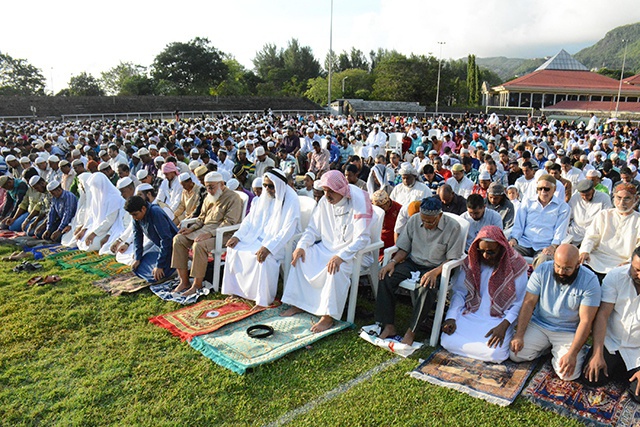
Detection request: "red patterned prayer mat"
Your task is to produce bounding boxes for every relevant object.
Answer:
[524,361,640,426]
[149,298,278,341]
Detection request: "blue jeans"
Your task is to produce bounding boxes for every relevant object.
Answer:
[8,212,28,232]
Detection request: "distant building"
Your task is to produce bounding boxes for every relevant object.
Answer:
[483,50,640,115]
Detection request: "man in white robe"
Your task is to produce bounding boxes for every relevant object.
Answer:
[389,163,431,207]
[281,170,373,332]
[565,179,612,245]
[222,169,300,308]
[75,172,125,252]
[441,226,528,363]
[156,162,182,213]
[580,183,640,278]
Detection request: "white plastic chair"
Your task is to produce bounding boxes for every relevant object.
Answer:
[380,212,469,347]
[210,191,249,292]
[282,196,317,284]
[345,205,385,323]
[386,132,404,153]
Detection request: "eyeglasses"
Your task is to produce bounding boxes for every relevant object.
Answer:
[554,263,574,273]
[263,183,275,189]
[537,187,551,192]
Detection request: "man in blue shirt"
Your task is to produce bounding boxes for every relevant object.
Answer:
[42,180,78,242]
[510,244,600,380]
[124,195,178,283]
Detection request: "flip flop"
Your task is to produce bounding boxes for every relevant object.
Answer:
[27,276,44,286]
[2,251,22,261]
[42,275,61,285]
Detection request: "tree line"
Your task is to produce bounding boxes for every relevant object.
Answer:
[0,38,504,107]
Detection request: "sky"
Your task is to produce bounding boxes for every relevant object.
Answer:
[3,0,640,94]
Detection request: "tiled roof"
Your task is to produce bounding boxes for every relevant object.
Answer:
[535,49,588,71]
[343,99,425,112]
[544,100,640,113]
[623,74,640,86]
[498,70,640,94]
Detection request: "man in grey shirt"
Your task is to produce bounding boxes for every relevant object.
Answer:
[375,196,465,345]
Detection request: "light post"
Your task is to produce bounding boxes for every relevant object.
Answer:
[435,41,445,115]
[342,76,349,97]
[327,0,334,109]
[614,38,628,119]
[50,67,54,95]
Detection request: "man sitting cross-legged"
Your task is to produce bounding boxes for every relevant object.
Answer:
[441,226,528,363]
[375,196,464,345]
[280,170,373,332]
[222,169,300,309]
[171,172,243,296]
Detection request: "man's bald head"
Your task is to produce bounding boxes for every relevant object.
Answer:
[553,244,580,284]
[554,244,579,265]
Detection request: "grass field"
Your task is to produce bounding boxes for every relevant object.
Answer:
[0,244,581,427]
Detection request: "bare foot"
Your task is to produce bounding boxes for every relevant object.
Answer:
[182,285,202,297]
[310,315,334,333]
[401,329,415,345]
[172,281,190,293]
[280,306,304,317]
[378,324,397,340]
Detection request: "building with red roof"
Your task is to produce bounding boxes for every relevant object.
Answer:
[483,50,640,115]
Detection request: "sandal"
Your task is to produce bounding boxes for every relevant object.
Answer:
[2,251,22,261]
[27,276,44,286]
[41,275,61,285]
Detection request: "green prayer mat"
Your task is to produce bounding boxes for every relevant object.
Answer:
[190,305,351,374]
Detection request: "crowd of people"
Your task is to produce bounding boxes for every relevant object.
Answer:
[0,110,638,400]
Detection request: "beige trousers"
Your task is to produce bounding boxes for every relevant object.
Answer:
[171,233,216,279]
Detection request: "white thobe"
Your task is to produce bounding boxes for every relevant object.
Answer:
[445,176,474,199]
[565,191,612,244]
[157,177,182,213]
[580,209,640,274]
[441,264,527,363]
[282,187,371,319]
[389,182,432,207]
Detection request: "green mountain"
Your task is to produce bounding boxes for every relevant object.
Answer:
[476,57,545,80]
[574,22,640,73]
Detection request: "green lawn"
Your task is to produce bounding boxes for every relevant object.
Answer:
[0,245,580,427]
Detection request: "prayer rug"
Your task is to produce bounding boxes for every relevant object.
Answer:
[92,272,150,296]
[23,244,75,260]
[149,279,210,305]
[523,361,640,426]
[51,250,110,269]
[79,256,129,278]
[190,305,351,374]
[409,348,537,407]
[149,298,275,341]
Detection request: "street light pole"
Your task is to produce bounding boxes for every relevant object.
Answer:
[614,38,628,119]
[327,0,334,109]
[435,41,445,116]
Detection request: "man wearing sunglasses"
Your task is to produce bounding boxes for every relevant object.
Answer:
[509,174,570,267]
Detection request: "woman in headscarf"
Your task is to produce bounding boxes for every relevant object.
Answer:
[366,163,393,196]
[441,225,528,363]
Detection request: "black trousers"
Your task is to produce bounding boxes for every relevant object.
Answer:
[375,258,437,333]
[581,346,640,403]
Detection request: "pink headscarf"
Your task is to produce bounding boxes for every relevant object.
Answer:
[161,162,178,174]
[320,170,351,198]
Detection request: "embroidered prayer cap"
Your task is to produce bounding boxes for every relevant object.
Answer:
[204,172,224,183]
[585,169,600,178]
[255,146,266,156]
[59,160,70,167]
[420,196,442,216]
[136,183,153,192]
[416,146,425,152]
[161,162,178,174]
[48,155,60,163]
[29,175,42,187]
[226,178,240,190]
[478,171,491,181]
[116,177,133,190]
[371,189,390,206]
[320,170,351,198]
[138,148,150,156]
[252,177,263,189]
[487,182,505,196]
[398,162,418,176]
[178,172,192,183]
[0,175,10,188]
[451,164,464,172]
[188,160,200,171]
[194,165,209,177]
[5,155,16,162]
[46,180,61,192]
[136,169,149,180]
[154,156,165,164]
[35,156,48,164]
[98,162,111,171]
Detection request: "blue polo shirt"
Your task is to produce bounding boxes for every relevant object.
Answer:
[527,261,601,333]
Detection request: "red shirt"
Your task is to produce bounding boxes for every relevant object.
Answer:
[380,200,402,253]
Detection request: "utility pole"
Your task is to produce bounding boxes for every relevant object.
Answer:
[435,41,446,115]
[327,0,334,110]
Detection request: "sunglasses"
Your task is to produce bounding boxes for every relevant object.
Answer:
[263,183,275,189]
[537,187,551,192]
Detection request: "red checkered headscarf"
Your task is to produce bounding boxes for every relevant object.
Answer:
[320,170,351,198]
[463,226,528,317]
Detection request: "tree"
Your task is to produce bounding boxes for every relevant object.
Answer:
[152,37,228,95]
[212,56,261,96]
[0,52,46,95]
[67,72,104,96]
[467,54,480,105]
[253,43,285,81]
[371,53,438,104]
[305,68,374,104]
[101,62,150,95]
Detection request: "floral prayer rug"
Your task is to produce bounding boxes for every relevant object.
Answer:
[149,298,277,341]
[189,305,351,374]
[79,256,129,278]
[523,361,640,426]
[409,348,537,406]
[92,272,150,296]
[51,250,108,269]
[23,244,75,260]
